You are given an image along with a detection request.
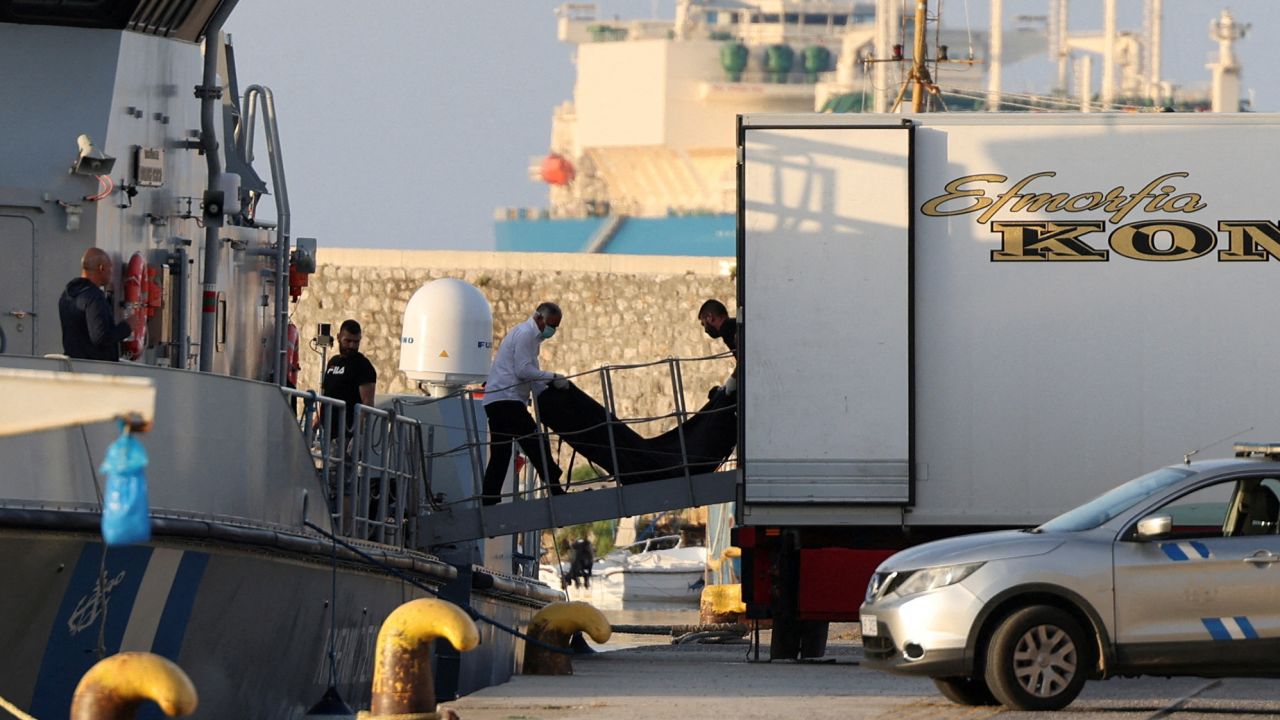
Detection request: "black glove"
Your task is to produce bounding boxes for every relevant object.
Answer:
[708,385,722,400]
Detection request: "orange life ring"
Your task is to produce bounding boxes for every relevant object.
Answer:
[285,321,300,387]
[121,252,147,359]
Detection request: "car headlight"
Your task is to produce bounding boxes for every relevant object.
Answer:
[872,562,984,601]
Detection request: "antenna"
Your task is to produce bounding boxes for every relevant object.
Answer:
[1184,426,1254,465]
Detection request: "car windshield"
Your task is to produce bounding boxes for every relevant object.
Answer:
[1037,467,1195,532]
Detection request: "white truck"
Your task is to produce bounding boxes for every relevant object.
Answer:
[734,113,1280,658]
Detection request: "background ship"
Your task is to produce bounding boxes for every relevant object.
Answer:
[495,0,1248,257]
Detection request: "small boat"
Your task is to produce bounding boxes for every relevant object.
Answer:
[544,535,706,608]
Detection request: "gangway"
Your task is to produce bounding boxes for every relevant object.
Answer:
[424,470,736,545]
[290,353,739,549]
[407,354,739,546]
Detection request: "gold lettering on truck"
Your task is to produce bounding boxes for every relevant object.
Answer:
[921,172,1206,225]
[913,171,1266,263]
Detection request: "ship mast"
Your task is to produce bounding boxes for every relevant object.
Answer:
[887,0,936,112]
[875,0,976,113]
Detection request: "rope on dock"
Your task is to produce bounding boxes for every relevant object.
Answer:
[0,694,37,720]
[611,623,748,637]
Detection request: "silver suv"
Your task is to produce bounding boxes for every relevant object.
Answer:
[859,444,1280,711]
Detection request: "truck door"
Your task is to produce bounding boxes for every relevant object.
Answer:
[0,215,36,355]
[739,122,913,504]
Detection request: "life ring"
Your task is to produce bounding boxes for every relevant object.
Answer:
[285,321,300,387]
[121,252,147,359]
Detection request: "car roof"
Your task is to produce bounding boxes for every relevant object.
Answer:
[1181,456,1280,477]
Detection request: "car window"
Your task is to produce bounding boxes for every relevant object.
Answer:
[1226,476,1280,537]
[1154,481,1235,539]
[1143,476,1280,539]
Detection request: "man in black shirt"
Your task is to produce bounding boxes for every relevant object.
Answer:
[321,319,377,437]
[59,247,133,361]
[698,298,739,396]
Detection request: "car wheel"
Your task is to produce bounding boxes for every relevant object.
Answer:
[933,676,998,706]
[984,605,1091,711]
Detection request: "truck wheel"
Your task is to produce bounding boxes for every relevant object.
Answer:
[983,605,1090,711]
[932,676,997,706]
[798,620,828,658]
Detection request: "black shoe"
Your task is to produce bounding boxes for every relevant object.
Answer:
[481,495,500,506]
[550,485,567,497]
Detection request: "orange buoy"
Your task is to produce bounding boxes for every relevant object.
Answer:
[539,153,575,186]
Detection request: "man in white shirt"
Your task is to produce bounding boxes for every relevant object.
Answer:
[481,302,570,505]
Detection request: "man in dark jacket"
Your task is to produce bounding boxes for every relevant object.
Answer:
[698,299,737,354]
[59,247,132,361]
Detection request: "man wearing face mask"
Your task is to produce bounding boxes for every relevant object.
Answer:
[59,247,134,361]
[480,302,569,505]
[698,299,738,396]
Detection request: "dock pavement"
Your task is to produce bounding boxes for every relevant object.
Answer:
[441,625,1280,720]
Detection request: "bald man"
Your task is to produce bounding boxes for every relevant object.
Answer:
[58,247,133,361]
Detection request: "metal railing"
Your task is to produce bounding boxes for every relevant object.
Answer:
[284,389,428,549]
[348,405,426,546]
[448,350,738,507]
[283,350,736,548]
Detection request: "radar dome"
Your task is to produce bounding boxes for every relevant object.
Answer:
[399,279,493,388]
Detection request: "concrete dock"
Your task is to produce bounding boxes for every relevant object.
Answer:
[442,629,1280,720]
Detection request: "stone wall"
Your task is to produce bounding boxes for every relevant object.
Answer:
[293,250,737,444]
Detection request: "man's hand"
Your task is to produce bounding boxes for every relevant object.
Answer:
[551,373,570,390]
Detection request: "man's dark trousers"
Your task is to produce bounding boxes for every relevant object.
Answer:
[482,400,563,505]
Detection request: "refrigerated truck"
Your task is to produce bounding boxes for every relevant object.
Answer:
[733,113,1280,658]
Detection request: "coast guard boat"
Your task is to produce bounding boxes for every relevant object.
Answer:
[0,2,557,717]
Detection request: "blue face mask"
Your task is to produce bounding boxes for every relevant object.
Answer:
[540,324,557,340]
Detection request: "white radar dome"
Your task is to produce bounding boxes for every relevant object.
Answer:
[399,278,493,388]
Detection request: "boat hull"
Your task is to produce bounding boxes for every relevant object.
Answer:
[550,567,704,609]
[0,530,539,719]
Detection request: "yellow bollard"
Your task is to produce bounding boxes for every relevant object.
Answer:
[70,652,197,720]
[700,583,747,625]
[522,601,611,676]
[360,598,479,720]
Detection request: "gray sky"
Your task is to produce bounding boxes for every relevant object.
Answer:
[226,1,1280,252]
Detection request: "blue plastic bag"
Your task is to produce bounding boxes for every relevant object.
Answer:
[99,428,151,546]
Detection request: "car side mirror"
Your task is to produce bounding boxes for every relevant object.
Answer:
[1136,515,1172,540]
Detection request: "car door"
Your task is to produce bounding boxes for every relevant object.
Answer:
[1112,475,1280,675]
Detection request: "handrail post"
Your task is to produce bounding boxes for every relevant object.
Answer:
[350,407,365,539]
[530,390,555,498]
[425,425,437,506]
[530,392,560,536]
[599,366,628,519]
[462,392,486,505]
[375,413,392,544]
[669,358,697,505]
[336,406,348,536]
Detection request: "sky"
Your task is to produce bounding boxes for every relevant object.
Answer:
[225,1,1280,252]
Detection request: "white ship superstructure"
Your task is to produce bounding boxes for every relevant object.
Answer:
[497,1,1247,256]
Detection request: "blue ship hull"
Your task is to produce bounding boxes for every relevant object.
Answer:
[495,214,735,256]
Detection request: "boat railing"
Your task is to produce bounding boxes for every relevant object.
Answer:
[284,387,347,517]
[284,389,429,548]
[347,405,426,547]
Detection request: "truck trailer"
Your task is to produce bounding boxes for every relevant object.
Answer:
[733,113,1280,658]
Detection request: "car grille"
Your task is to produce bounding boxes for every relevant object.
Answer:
[863,630,897,661]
